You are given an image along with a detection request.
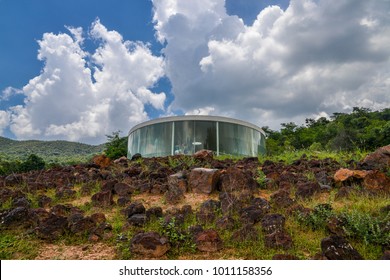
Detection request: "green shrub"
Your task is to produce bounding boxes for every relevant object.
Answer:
[104,131,128,160]
[340,210,390,247]
[159,217,196,253]
[297,204,333,230]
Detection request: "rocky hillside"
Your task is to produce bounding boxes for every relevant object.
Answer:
[0,146,389,260]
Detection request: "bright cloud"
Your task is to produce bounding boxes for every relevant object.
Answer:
[0,110,9,135]
[6,19,165,143]
[1,87,24,101]
[152,0,390,129]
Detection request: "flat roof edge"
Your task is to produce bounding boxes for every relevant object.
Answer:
[128,115,266,135]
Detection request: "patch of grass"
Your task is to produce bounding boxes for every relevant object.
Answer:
[303,171,316,182]
[25,193,39,208]
[285,217,327,259]
[349,240,384,260]
[255,169,267,188]
[215,154,243,161]
[109,209,127,234]
[0,197,13,210]
[259,149,368,166]
[333,191,390,214]
[0,231,41,259]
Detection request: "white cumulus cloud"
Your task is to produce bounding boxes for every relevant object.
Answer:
[0,110,9,135]
[152,0,390,129]
[7,19,165,144]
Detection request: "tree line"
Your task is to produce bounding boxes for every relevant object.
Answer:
[262,107,390,155]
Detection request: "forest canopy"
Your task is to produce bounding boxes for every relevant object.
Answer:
[262,107,390,155]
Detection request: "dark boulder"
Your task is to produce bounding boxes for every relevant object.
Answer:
[146,207,163,220]
[114,182,133,196]
[321,235,364,260]
[215,216,235,230]
[70,216,96,235]
[165,184,185,204]
[35,214,69,240]
[261,213,286,234]
[195,229,223,252]
[240,205,266,225]
[218,167,258,193]
[90,212,106,224]
[270,189,295,208]
[91,190,114,207]
[117,196,131,207]
[123,202,146,218]
[168,172,188,193]
[130,231,170,257]
[38,195,52,208]
[264,231,293,249]
[251,197,271,212]
[188,168,220,194]
[231,224,259,242]
[358,145,390,171]
[128,214,147,227]
[1,207,30,227]
[101,179,118,193]
[193,149,214,161]
[295,182,321,199]
[12,197,31,208]
[55,187,77,199]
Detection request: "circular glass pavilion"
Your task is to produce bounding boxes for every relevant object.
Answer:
[128,115,266,158]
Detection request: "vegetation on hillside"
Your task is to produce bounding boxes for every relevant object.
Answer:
[0,136,104,163]
[263,107,390,155]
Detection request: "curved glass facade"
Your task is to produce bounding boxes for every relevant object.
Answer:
[128,116,266,158]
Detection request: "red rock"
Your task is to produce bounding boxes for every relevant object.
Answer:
[334,168,368,182]
[264,231,293,249]
[195,229,223,252]
[92,155,111,168]
[91,190,114,207]
[168,172,188,193]
[188,168,220,194]
[360,145,390,171]
[130,232,170,257]
[219,167,258,193]
[193,149,214,160]
[363,170,390,192]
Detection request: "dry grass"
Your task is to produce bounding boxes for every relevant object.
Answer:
[35,243,116,260]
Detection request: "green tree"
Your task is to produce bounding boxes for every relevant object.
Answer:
[264,107,390,155]
[104,131,128,160]
[20,154,45,172]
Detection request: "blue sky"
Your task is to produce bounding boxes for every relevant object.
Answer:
[0,0,389,144]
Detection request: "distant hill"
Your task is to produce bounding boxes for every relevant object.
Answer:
[0,136,105,163]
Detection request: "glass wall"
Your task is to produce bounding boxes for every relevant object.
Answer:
[128,122,172,157]
[218,122,262,157]
[174,121,216,155]
[128,118,266,158]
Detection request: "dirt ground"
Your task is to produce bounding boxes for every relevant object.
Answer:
[35,243,116,260]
